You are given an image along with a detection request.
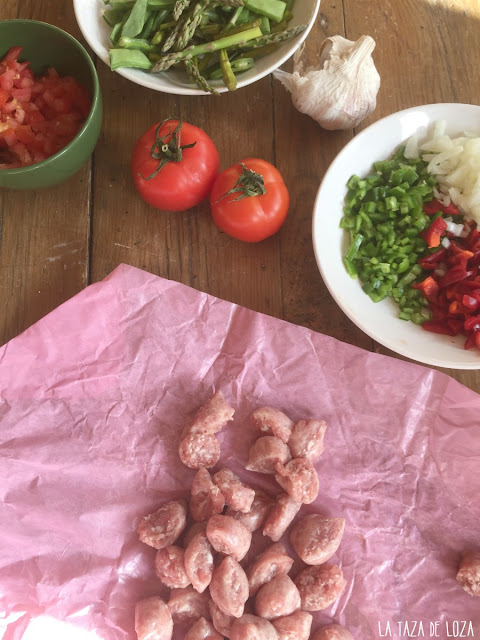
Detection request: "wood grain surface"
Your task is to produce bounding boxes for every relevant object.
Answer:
[1,0,480,391]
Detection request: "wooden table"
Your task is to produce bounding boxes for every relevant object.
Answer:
[1,0,480,392]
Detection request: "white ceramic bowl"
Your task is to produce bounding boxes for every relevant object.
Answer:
[312,103,480,369]
[73,0,320,95]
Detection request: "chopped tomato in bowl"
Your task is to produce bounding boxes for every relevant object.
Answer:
[0,19,102,190]
[0,46,92,169]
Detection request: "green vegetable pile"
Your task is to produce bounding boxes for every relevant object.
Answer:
[103,0,304,94]
[341,146,438,324]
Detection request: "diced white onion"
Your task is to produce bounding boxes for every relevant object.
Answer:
[441,237,451,249]
[404,134,419,159]
[444,220,465,236]
[419,124,480,224]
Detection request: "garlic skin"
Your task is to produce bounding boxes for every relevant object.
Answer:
[274,35,381,130]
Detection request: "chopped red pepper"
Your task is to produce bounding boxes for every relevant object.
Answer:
[421,217,448,248]
[437,258,472,288]
[423,198,461,216]
[421,320,458,336]
[462,295,479,311]
[464,315,480,332]
[423,199,444,215]
[415,218,480,350]
[441,202,461,215]
[412,276,439,302]
[417,247,447,270]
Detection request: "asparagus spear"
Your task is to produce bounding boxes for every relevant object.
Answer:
[173,0,191,19]
[214,0,244,6]
[232,23,305,49]
[213,17,261,38]
[161,17,184,51]
[176,0,209,50]
[219,49,236,90]
[184,59,219,94]
[150,25,262,72]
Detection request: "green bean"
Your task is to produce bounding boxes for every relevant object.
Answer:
[139,11,156,38]
[117,36,159,52]
[121,0,149,37]
[208,56,254,78]
[109,48,152,69]
[260,16,270,33]
[103,8,129,27]
[244,0,286,22]
[110,15,129,45]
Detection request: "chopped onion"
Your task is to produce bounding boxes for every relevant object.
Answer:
[444,220,465,236]
[419,123,480,224]
[404,133,419,159]
[441,237,451,249]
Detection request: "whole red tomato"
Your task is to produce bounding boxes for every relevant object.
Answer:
[131,117,219,212]
[209,158,289,242]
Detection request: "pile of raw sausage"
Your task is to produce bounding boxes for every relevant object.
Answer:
[135,391,354,640]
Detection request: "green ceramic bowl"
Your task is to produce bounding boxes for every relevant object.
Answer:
[0,19,102,190]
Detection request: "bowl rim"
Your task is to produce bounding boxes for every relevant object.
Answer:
[311,102,480,369]
[73,0,321,96]
[0,19,101,176]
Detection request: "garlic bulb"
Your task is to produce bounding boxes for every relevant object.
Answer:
[273,35,381,130]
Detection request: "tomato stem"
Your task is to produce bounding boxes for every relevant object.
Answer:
[140,116,196,180]
[214,162,266,203]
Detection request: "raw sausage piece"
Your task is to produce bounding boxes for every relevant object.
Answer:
[255,574,301,620]
[272,611,313,640]
[230,614,279,640]
[209,598,234,637]
[185,616,224,640]
[186,390,235,435]
[274,458,319,504]
[456,551,480,597]
[263,493,302,542]
[311,624,354,640]
[288,420,327,461]
[226,489,274,532]
[212,467,255,513]
[155,545,190,589]
[190,468,226,522]
[167,585,211,623]
[209,556,249,618]
[137,499,188,549]
[135,596,173,640]
[179,431,221,469]
[250,407,294,443]
[247,542,294,596]
[184,531,215,593]
[290,514,345,565]
[246,436,292,474]
[183,521,208,547]
[206,514,252,562]
[294,564,346,611]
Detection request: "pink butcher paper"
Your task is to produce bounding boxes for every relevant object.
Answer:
[0,263,479,640]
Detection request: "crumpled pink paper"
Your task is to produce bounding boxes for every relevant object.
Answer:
[0,263,479,640]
